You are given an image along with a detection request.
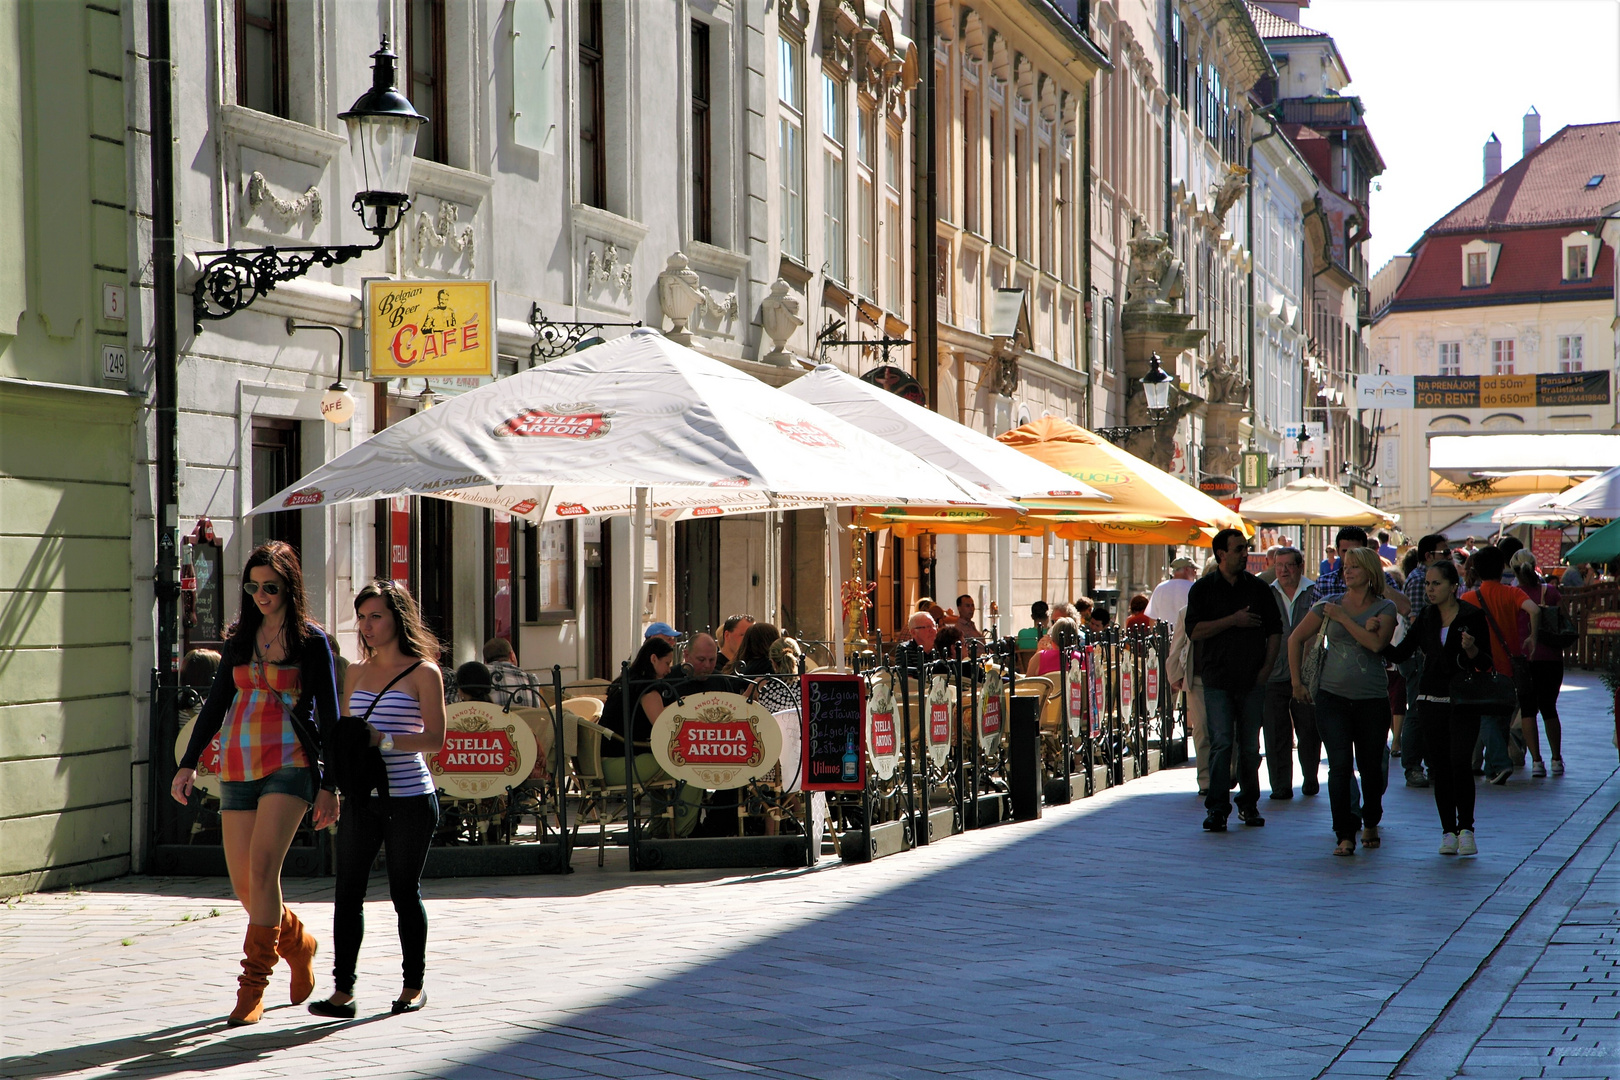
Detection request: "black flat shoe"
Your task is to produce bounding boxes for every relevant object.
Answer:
[308,997,356,1019]
[391,990,427,1015]
[1239,810,1265,827]
[1202,813,1228,833]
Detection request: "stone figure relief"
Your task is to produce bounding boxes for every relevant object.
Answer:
[1209,164,1249,222]
[414,200,475,274]
[586,241,633,296]
[245,171,322,225]
[1124,231,1185,311]
[1204,342,1249,405]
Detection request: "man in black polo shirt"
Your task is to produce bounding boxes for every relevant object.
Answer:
[1184,528,1283,832]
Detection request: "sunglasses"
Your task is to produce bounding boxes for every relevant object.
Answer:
[243,581,283,597]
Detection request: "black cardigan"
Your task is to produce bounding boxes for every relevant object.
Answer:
[179,625,340,790]
[1381,602,1495,697]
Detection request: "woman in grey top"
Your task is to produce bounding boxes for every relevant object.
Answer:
[1288,547,1397,856]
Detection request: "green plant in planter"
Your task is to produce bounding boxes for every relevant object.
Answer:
[1598,640,1620,699]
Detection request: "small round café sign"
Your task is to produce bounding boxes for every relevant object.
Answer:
[429,700,537,800]
[651,691,783,790]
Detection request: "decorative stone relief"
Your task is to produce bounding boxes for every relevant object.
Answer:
[988,31,1010,84]
[962,9,986,61]
[1521,326,1541,358]
[1465,327,1487,360]
[1204,342,1249,406]
[585,241,633,299]
[1124,231,1185,312]
[413,198,475,276]
[1415,332,1434,362]
[1038,75,1058,123]
[934,0,955,40]
[760,277,803,366]
[821,0,861,77]
[1014,54,1034,103]
[245,171,322,225]
[1209,163,1249,221]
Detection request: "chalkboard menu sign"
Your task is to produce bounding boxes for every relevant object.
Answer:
[800,672,865,791]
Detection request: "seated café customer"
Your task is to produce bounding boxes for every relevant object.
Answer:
[954,594,985,640]
[454,661,493,703]
[732,622,783,677]
[1027,617,1081,676]
[1016,601,1051,651]
[483,636,544,708]
[903,611,938,656]
[600,638,701,836]
[1125,595,1153,630]
[718,614,754,673]
[675,633,746,695]
[933,624,965,658]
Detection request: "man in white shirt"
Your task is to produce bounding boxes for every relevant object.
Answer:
[1263,547,1318,799]
[1145,558,1198,629]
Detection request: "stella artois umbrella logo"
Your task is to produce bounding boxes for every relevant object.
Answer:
[711,476,752,488]
[866,672,900,781]
[691,506,723,517]
[554,502,589,516]
[429,701,537,800]
[652,692,782,789]
[772,419,841,449]
[508,499,538,515]
[492,403,611,439]
[282,487,324,508]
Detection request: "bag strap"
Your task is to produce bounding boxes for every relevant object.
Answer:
[1473,589,1514,655]
[356,661,425,724]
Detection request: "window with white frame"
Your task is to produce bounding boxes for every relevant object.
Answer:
[1491,338,1515,375]
[1466,251,1488,287]
[1461,238,1501,287]
[856,105,877,300]
[778,35,805,262]
[1565,243,1591,281]
[822,71,847,284]
[1439,341,1462,376]
[884,123,903,312]
[1559,334,1584,372]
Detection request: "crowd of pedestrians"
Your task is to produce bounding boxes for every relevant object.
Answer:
[1154,526,1579,858]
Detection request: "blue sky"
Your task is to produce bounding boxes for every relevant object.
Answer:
[1300,0,1620,273]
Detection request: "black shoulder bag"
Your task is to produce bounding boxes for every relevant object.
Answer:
[1449,602,1519,715]
[1531,584,1579,650]
[330,662,424,797]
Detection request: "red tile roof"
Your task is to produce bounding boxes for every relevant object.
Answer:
[1384,226,1613,313]
[1245,2,1328,41]
[1429,122,1620,233]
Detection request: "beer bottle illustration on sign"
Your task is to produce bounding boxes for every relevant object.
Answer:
[842,733,859,782]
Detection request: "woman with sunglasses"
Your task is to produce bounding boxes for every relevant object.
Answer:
[1380,559,1495,856]
[172,541,339,1025]
[308,580,445,1019]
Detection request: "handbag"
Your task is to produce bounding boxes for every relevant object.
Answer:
[1299,617,1329,702]
[328,661,423,797]
[1453,601,1520,715]
[1530,584,1578,650]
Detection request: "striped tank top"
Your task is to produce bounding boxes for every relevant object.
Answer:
[218,662,309,782]
[347,688,435,797]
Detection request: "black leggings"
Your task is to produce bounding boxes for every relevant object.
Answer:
[1525,658,1564,726]
[332,793,439,994]
[1422,701,1481,834]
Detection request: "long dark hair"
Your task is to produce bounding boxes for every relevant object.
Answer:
[735,622,781,669]
[614,636,675,688]
[352,579,439,661]
[225,542,316,663]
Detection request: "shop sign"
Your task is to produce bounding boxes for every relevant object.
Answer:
[926,675,952,768]
[429,701,537,800]
[652,691,782,790]
[1066,654,1085,738]
[1198,475,1239,502]
[1532,528,1563,571]
[802,673,865,791]
[979,666,1004,752]
[1240,450,1270,491]
[867,673,900,780]
[174,716,223,796]
[365,279,495,380]
[1587,613,1620,635]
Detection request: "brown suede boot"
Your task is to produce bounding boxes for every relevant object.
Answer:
[227,924,281,1026]
[276,906,317,1005]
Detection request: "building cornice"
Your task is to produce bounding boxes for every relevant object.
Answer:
[1384,287,1613,315]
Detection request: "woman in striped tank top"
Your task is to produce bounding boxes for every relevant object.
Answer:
[309,580,444,1019]
[172,542,338,1026]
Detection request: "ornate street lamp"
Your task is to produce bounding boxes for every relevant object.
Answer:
[192,39,426,331]
[1139,353,1174,420]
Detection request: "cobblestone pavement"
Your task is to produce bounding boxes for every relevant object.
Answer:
[3,673,1616,1080]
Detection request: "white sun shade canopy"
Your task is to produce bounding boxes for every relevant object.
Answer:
[1429,433,1620,485]
[1546,463,1620,519]
[780,364,1111,506]
[249,329,1008,522]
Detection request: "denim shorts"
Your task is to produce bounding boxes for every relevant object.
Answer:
[218,765,317,811]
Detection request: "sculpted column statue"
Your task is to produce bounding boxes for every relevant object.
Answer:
[1200,342,1251,479]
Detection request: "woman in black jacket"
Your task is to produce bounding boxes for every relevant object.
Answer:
[1380,559,1495,857]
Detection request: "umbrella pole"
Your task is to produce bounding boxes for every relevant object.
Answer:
[630,488,648,663]
[826,502,846,671]
[1067,540,1074,600]
[1041,529,1051,607]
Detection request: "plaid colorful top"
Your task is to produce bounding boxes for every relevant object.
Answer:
[216,662,310,782]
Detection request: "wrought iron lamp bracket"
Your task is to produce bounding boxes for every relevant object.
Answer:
[528,304,642,362]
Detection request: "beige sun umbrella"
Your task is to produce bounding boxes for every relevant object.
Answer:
[1238,475,1397,527]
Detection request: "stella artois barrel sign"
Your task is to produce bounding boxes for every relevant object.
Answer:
[174,713,223,796]
[867,673,900,780]
[979,666,1004,753]
[1119,660,1135,722]
[1066,654,1085,738]
[651,691,782,790]
[1088,646,1104,738]
[1145,662,1160,719]
[430,700,537,800]
[926,675,952,768]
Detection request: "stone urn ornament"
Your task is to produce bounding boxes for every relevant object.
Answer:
[657,252,704,345]
[760,277,803,366]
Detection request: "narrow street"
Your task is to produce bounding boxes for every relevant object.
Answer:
[4,674,1614,1080]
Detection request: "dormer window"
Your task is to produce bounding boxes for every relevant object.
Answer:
[1460,238,1501,287]
[1562,230,1599,282]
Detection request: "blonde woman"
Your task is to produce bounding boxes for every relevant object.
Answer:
[1289,547,1397,856]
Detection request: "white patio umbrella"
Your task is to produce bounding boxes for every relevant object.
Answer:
[780,363,1111,507]
[1491,490,1584,525]
[251,329,1004,666]
[1545,464,1620,518]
